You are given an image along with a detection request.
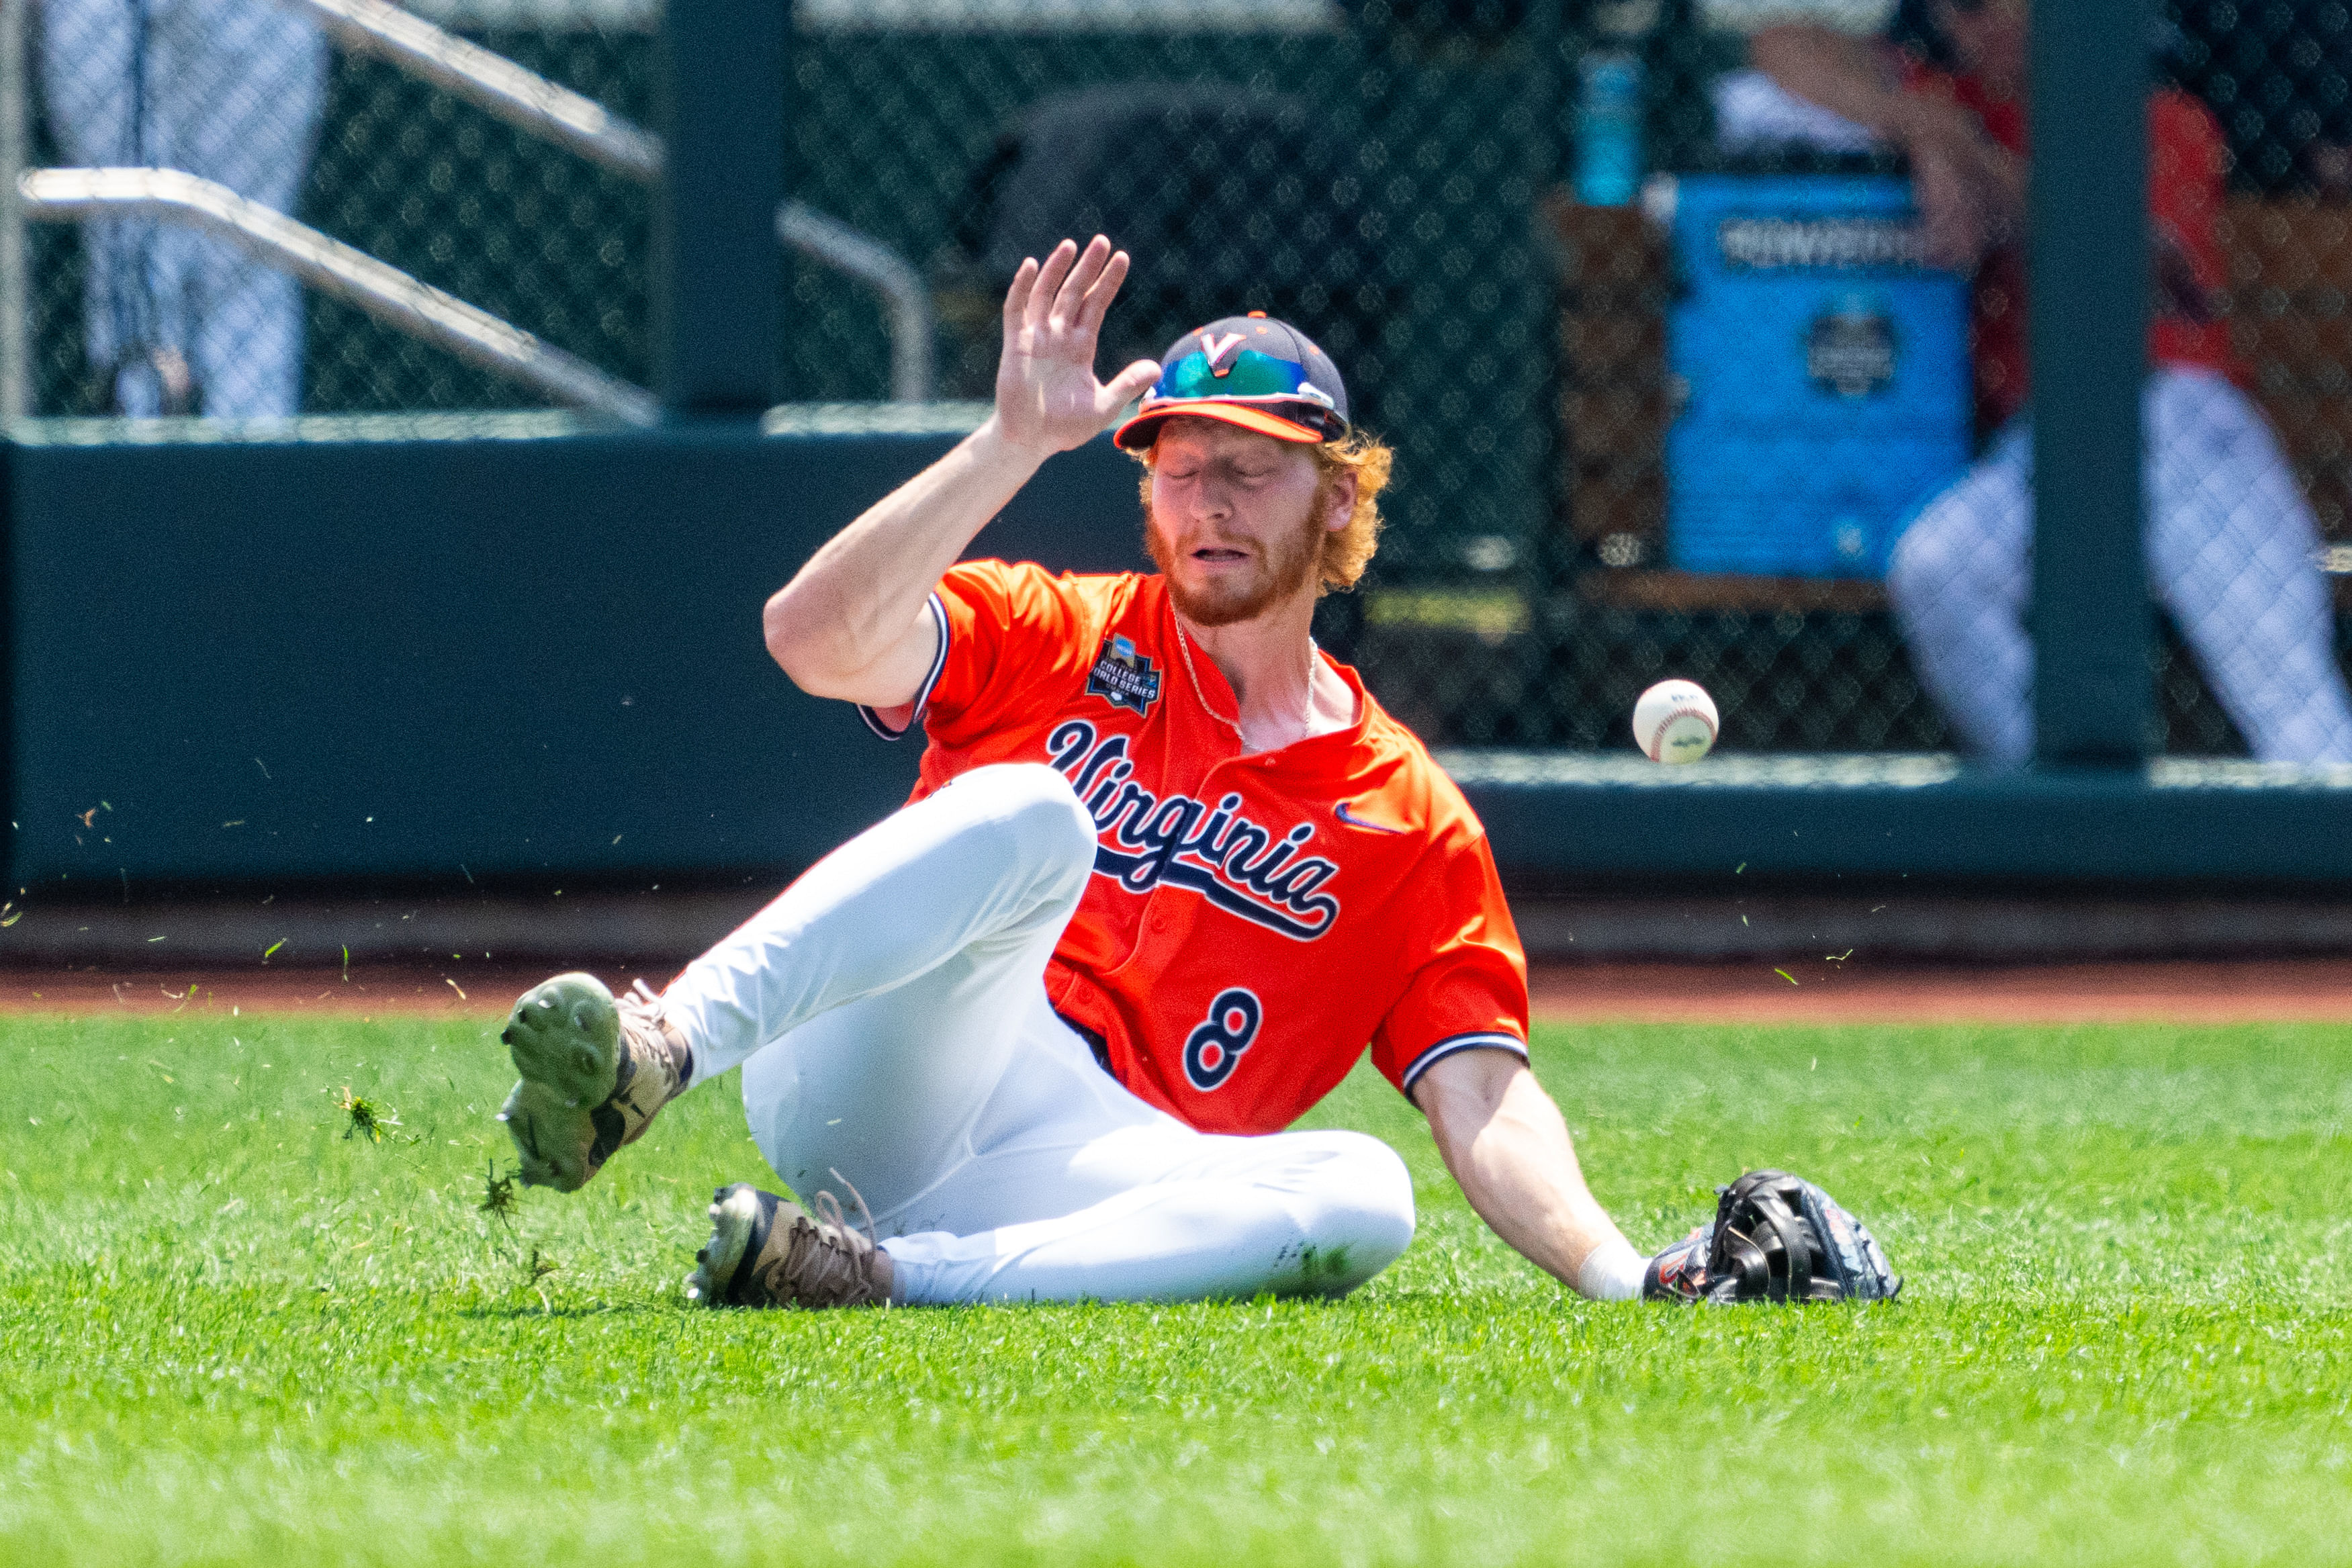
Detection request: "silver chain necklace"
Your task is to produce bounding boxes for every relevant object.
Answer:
[1171,616,1317,751]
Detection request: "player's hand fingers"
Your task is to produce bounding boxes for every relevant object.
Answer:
[1025,238,1079,338]
[1075,247,1131,338]
[1100,357,1161,414]
[1048,234,1112,334]
[1002,255,1040,342]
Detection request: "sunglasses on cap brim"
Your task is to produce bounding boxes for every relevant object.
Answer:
[1126,402,1339,449]
[1139,350,1343,434]
[1153,347,1338,406]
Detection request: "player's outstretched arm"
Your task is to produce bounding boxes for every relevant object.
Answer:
[764,235,1162,708]
[1416,1048,1647,1301]
[1746,24,1907,136]
[1748,25,2020,269]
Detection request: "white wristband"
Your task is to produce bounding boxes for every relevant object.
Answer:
[1575,1236,1645,1302]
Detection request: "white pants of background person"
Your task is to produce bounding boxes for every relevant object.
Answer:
[656,762,1416,1306]
[1889,367,2352,765]
[39,0,328,417]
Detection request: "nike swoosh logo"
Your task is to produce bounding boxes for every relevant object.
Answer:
[1334,801,1406,834]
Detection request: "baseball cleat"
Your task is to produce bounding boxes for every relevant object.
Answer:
[497,972,693,1191]
[1641,1224,1715,1303]
[683,1179,890,1310]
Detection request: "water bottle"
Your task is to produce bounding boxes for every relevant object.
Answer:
[1576,50,1645,207]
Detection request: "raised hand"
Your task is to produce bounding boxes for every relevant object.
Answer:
[1909,140,1995,273]
[993,235,1163,455]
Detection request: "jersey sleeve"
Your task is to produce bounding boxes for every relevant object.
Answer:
[858,560,1104,745]
[1368,830,1532,1101]
[2149,90,2226,287]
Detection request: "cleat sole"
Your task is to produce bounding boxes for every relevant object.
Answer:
[502,973,622,1107]
[494,972,623,1193]
[684,1184,764,1307]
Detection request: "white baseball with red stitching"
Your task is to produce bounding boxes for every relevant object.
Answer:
[1633,679,1719,764]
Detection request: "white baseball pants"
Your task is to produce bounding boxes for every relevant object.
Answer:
[1888,367,2352,765]
[656,763,1416,1307]
[40,0,327,417]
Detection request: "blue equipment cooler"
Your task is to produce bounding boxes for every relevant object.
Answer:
[1662,174,1971,578]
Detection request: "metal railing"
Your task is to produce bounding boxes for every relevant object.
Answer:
[277,0,661,180]
[777,200,933,402]
[0,0,934,419]
[17,167,660,422]
[279,0,936,400]
[1,0,29,420]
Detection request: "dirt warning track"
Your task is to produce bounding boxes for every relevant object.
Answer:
[7,958,2352,1024]
[1525,958,2352,1023]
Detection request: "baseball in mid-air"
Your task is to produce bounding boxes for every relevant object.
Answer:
[1633,678,1719,764]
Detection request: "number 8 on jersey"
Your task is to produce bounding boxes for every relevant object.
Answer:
[1183,988,1262,1091]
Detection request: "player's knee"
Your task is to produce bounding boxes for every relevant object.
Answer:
[1295,1132,1416,1289]
[981,764,1099,916]
[2146,365,2224,443]
[1009,763,1098,872]
[958,763,1097,872]
[1887,501,1980,616]
[1886,507,1946,590]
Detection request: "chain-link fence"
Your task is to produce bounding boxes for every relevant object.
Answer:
[12,0,2352,758]
[1668,0,2352,764]
[18,0,653,416]
[1527,0,2352,762]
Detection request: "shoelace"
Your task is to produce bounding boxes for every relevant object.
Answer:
[613,980,692,1091]
[766,1170,887,1308]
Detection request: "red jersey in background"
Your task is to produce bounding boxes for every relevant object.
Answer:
[1901,61,2236,433]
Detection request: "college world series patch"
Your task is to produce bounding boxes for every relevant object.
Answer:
[1086,634,1162,717]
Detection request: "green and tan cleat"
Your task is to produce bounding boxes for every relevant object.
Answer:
[684,1181,891,1309]
[497,972,692,1191]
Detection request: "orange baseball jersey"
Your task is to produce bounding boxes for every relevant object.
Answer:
[860,559,1529,1136]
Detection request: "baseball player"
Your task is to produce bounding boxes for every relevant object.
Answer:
[495,237,1850,1309]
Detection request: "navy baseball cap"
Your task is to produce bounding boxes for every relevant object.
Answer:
[1112,312,1351,451]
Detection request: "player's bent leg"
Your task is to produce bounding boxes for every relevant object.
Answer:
[498,974,692,1191]
[2144,368,2352,764]
[683,1130,1414,1310]
[664,762,1096,1085]
[1885,422,2035,764]
[879,1128,1417,1306]
[494,763,1095,1191]
[725,972,1412,1309]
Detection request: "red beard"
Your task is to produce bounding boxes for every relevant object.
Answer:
[1142,502,1324,628]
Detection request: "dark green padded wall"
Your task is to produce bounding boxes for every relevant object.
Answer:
[3,424,1143,890]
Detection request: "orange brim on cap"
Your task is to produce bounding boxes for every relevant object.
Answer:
[1113,400,1326,451]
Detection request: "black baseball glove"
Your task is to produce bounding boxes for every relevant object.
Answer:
[1641,1168,1901,1304]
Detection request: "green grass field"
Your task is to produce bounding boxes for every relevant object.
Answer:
[2,1009,2348,1566]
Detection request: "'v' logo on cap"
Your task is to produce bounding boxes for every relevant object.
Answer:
[1200,332,1245,375]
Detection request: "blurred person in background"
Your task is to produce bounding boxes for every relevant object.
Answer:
[1733,0,2352,764]
[2162,0,2352,198]
[40,0,328,416]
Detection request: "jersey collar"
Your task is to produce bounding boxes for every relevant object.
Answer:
[1153,578,1374,767]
